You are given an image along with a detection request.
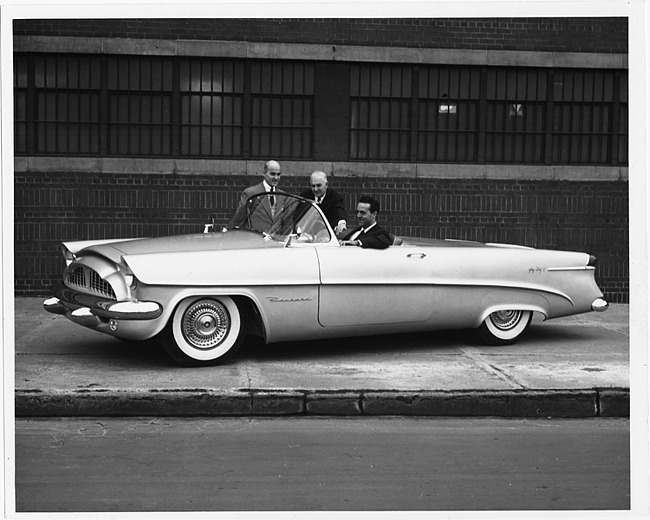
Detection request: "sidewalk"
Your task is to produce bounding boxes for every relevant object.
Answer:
[14,297,630,418]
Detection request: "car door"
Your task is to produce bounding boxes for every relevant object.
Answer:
[315,245,435,327]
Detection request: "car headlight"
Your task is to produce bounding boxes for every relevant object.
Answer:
[120,258,138,289]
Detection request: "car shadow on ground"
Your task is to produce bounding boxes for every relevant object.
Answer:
[50,321,607,369]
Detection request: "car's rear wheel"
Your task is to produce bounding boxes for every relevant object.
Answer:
[476,309,533,345]
[161,296,245,366]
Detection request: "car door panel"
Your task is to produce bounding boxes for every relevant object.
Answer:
[316,247,435,327]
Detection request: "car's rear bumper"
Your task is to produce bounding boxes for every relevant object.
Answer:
[591,298,609,312]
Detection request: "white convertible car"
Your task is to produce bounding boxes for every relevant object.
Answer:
[44,193,608,366]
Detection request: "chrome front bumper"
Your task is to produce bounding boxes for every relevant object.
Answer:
[44,284,162,323]
[591,298,609,312]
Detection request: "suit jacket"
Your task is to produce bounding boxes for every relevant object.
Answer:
[299,188,347,230]
[237,182,290,232]
[339,223,392,249]
[239,182,282,208]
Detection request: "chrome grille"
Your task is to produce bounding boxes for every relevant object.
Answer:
[89,270,115,299]
[65,266,116,300]
[68,266,85,288]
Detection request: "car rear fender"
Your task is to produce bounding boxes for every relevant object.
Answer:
[474,290,551,328]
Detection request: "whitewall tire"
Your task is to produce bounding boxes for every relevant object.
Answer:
[477,309,533,345]
[161,296,245,366]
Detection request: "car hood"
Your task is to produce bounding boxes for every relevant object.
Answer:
[71,230,282,264]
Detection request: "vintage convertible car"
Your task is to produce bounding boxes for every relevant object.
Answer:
[44,193,609,366]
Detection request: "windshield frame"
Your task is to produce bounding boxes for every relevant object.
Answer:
[228,192,338,246]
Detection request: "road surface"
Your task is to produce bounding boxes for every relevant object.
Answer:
[14,416,629,513]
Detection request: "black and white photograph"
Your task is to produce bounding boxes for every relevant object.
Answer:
[2,0,648,518]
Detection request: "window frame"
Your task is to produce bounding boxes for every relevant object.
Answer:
[14,53,628,166]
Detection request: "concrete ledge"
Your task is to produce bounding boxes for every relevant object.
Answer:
[14,36,627,70]
[15,388,629,418]
[306,392,363,415]
[251,391,304,415]
[599,389,631,417]
[13,156,629,182]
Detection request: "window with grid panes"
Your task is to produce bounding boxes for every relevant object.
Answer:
[552,69,617,164]
[250,61,314,158]
[107,56,173,156]
[417,67,480,162]
[350,65,412,161]
[485,68,547,163]
[616,72,628,165]
[33,55,102,154]
[14,55,28,154]
[180,59,244,156]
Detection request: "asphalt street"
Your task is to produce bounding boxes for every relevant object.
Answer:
[13,297,630,418]
[15,417,630,512]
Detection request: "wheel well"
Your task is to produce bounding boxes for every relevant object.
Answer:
[232,295,266,339]
[476,305,546,328]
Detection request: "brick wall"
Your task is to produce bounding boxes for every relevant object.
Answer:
[14,172,629,302]
[13,18,628,53]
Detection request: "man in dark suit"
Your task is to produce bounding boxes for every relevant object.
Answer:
[300,171,348,235]
[338,195,392,249]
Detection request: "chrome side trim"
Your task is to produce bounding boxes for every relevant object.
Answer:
[547,266,596,271]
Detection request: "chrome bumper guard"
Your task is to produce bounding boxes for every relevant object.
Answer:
[591,298,609,312]
[44,288,162,323]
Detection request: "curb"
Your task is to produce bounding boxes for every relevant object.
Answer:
[15,388,630,418]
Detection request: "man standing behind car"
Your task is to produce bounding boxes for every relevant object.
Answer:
[338,195,392,249]
[238,160,283,209]
[235,160,290,231]
[300,171,348,235]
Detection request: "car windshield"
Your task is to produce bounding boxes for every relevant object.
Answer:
[228,193,332,243]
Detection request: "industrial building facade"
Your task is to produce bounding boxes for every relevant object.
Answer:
[13,18,629,301]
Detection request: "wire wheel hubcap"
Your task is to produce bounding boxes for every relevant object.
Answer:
[182,300,230,349]
[490,310,522,330]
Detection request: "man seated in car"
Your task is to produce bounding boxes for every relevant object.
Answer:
[338,195,391,249]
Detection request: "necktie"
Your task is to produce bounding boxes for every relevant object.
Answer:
[316,197,321,204]
[270,187,275,206]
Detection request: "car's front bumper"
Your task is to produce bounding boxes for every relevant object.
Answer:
[44,284,164,340]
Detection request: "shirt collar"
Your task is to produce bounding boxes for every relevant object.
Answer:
[263,181,275,192]
[361,222,377,233]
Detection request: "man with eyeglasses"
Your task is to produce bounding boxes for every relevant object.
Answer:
[300,171,348,235]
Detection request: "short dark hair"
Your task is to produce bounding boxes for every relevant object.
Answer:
[359,195,380,214]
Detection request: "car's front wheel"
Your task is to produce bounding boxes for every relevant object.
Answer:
[476,309,533,345]
[161,296,245,366]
